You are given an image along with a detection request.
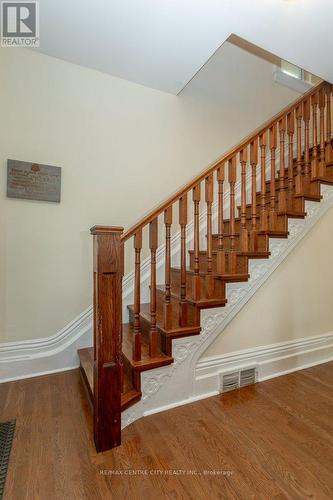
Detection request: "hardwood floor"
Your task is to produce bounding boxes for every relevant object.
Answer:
[1,362,333,499]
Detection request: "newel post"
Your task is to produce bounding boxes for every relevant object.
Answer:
[90,225,124,453]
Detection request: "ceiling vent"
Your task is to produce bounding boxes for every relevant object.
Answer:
[220,367,256,393]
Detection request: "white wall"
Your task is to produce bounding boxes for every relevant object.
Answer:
[203,204,333,358]
[0,41,299,343]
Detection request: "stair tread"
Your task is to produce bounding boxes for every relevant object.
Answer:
[78,347,142,410]
[170,265,249,280]
[187,249,270,258]
[156,284,228,308]
[122,323,173,371]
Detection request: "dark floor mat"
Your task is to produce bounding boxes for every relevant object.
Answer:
[0,421,16,500]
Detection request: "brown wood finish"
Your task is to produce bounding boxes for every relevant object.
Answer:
[121,82,327,243]
[325,84,332,162]
[311,92,319,178]
[259,132,268,231]
[250,140,258,250]
[228,156,237,273]
[179,194,188,326]
[240,148,248,252]
[319,87,326,177]
[149,218,158,357]
[278,117,287,211]
[216,164,225,274]
[163,206,173,330]
[86,80,333,452]
[3,362,333,499]
[303,98,311,190]
[133,229,142,361]
[90,225,123,452]
[269,123,277,229]
[287,110,295,208]
[295,104,303,195]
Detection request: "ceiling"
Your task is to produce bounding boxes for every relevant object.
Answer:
[35,0,333,94]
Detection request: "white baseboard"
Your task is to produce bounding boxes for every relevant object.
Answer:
[194,332,333,398]
[0,307,93,383]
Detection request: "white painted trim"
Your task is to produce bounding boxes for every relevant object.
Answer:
[0,307,92,382]
[273,69,313,94]
[194,332,333,398]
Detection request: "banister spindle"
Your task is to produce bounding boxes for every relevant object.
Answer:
[303,99,311,191]
[325,84,332,163]
[311,92,319,178]
[205,174,214,297]
[259,132,268,231]
[269,124,277,230]
[164,207,173,330]
[228,156,237,273]
[319,88,326,177]
[278,117,287,212]
[240,147,248,252]
[295,104,303,196]
[149,218,158,357]
[179,194,188,326]
[250,139,258,250]
[192,184,201,300]
[216,164,225,275]
[287,111,295,209]
[133,229,142,361]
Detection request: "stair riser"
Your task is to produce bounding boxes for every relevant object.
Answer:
[223,213,288,233]
[170,268,226,300]
[212,233,269,252]
[188,252,248,275]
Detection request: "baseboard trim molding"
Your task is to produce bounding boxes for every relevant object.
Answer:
[0,307,92,383]
[194,332,333,398]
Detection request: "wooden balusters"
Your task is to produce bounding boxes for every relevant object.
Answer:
[205,174,214,297]
[228,156,237,273]
[216,164,225,275]
[149,218,158,357]
[287,111,295,209]
[311,92,319,178]
[259,132,268,231]
[303,98,311,191]
[269,124,277,229]
[133,229,142,361]
[164,207,173,330]
[295,105,303,196]
[250,140,258,250]
[325,84,332,163]
[278,118,287,212]
[90,225,124,452]
[179,194,188,326]
[319,88,326,177]
[240,148,248,252]
[192,184,201,300]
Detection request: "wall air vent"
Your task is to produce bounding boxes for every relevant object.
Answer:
[220,367,257,393]
[221,372,239,392]
[240,368,256,387]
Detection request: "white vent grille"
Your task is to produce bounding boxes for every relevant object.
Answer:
[240,368,256,387]
[220,367,256,393]
[221,372,239,392]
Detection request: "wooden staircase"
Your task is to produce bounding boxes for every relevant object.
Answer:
[79,81,333,452]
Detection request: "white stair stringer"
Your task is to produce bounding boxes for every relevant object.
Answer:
[121,184,333,428]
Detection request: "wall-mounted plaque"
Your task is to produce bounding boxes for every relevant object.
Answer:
[7,160,61,203]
